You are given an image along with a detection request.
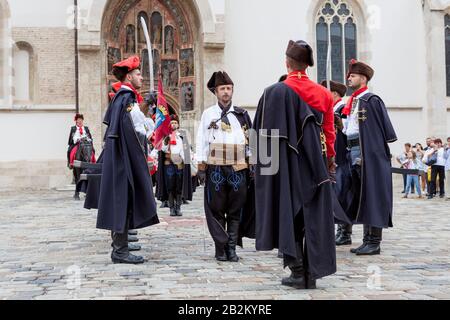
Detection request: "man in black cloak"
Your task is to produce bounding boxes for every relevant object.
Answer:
[340,59,397,256]
[196,71,255,262]
[97,56,159,264]
[321,80,355,246]
[159,115,193,216]
[253,40,337,290]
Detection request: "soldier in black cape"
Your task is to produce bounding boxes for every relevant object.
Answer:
[159,115,193,216]
[321,80,355,246]
[253,40,337,290]
[96,56,159,264]
[340,59,397,256]
[196,71,255,262]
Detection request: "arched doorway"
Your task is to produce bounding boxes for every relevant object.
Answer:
[101,0,198,116]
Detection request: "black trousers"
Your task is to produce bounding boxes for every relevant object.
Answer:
[430,165,445,196]
[283,211,309,271]
[164,164,183,196]
[206,165,247,233]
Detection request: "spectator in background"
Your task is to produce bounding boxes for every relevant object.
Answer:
[414,143,427,193]
[396,143,413,194]
[424,137,433,151]
[445,137,450,200]
[424,139,446,199]
[403,151,422,199]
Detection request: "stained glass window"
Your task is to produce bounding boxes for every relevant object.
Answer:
[316,0,357,95]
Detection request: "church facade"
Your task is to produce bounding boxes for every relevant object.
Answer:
[0,0,449,190]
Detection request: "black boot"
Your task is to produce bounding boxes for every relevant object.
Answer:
[226,219,240,262]
[351,224,370,253]
[160,200,169,208]
[128,243,142,252]
[336,224,352,246]
[356,227,382,256]
[169,194,176,216]
[282,265,306,289]
[215,243,228,261]
[111,231,144,264]
[335,224,343,242]
[176,195,183,217]
[73,192,80,200]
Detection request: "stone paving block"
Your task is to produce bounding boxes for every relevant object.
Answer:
[1,189,449,300]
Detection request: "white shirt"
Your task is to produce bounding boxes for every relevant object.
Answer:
[343,88,370,138]
[423,147,446,166]
[73,126,89,144]
[196,104,246,163]
[436,148,446,166]
[162,131,185,162]
[122,85,155,139]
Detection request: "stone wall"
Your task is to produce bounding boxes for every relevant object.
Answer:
[11,27,76,105]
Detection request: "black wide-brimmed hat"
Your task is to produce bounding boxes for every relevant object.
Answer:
[207,71,234,94]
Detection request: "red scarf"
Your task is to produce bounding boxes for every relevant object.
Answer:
[342,86,368,116]
[170,131,177,145]
[109,82,143,104]
[123,82,144,104]
[78,126,83,135]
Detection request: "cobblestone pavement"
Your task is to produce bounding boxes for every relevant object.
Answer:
[0,187,449,300]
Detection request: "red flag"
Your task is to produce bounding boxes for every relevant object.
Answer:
[153,77,172,150]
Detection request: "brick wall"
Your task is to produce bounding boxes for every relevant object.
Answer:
[12,27,76,105]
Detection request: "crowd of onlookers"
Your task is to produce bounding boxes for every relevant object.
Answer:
[396,137,450,200]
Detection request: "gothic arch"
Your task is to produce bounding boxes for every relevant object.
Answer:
[306,0,371,83]
[100,0,207,116]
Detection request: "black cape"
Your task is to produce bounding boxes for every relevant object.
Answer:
[155,130,193,202]
[203,107,256,247]
[253,83,336,280]
[96,88,159,233]
[350,93,397,228]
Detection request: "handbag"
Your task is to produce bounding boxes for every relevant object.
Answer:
[426,152,437,166]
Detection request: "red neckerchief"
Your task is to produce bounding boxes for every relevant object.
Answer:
[123,82,144,104]
[78,126,83,135]
[334,98,343,108]
[170,131,177,145]
[342,86,368,116]
[109,82,144,104]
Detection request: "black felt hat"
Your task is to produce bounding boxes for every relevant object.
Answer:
[207,71,234,94]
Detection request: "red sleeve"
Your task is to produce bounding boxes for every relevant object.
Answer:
[323,96,336,157]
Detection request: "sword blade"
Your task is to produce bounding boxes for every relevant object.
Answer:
[140,17,155,92]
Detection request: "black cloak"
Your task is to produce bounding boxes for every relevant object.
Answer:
[253,83,336,280]
[96,88,159,233]
[349,93,397,228]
